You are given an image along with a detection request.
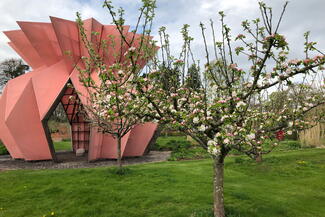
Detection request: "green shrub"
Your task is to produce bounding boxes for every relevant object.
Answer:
[279,140,302,150]
[169,140,192,151]
[152,137,191,151]
[62,138,71,142]
[243,139,302,151]
[151,136,210,161]
[48,120,60,133]
[0,141,8,155]
[169,146,210,161]
[160,128,185,137]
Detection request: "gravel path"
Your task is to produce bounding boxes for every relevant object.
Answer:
[0,151,171,171]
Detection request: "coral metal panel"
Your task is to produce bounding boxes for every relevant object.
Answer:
[17,22,62,66]
[5,80,51,160]
[3,30,44,69]
[0,87,23,158]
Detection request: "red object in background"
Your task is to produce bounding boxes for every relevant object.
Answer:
[276,130,285,141]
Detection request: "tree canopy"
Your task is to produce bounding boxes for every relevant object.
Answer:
[0,58,29,88]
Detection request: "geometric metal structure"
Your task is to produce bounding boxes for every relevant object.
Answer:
[0,17,157,161]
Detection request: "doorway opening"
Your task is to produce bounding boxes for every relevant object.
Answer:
[45,82,90,162]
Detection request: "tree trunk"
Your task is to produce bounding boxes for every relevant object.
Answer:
[117,137,122,168]
[213,155,225,217]
[144,124,164,155]
[255,152,262,163]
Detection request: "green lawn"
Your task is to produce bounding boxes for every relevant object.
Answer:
[0,149,325,217]
[53,141,72,152]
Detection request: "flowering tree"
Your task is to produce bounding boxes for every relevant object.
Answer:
[79,1,325,216]
[75,1,156,169]
[263,83,325,141]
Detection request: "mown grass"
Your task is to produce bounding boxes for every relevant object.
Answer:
[0,149,324,217]
[53,141,72,152]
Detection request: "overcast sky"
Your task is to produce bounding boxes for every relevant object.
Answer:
[0,0,324,67]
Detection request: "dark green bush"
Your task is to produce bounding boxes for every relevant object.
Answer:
[0,140,8,155]
[256,139,302,151]
[62,138,71,142]
[160,128,185,137]
[48,120,60,133]
[168,146,211,161]
[279,140,302,150]
[153,138,192,151]
[169,140,192,151]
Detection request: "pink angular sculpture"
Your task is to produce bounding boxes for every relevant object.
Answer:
[0,17,157,161]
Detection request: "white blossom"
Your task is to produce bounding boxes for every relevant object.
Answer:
[128,46,136,52]
[236,101,246,108]
[207,140,216,147]
[198,125,206,132]
[208,143,221,156]
[247,133,255,140]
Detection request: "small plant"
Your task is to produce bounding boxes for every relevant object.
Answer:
[296,160,308,166]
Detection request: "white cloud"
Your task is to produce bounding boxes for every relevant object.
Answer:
[0,0,324,69]
[219,0,256,11]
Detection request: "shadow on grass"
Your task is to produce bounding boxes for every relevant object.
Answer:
[191,207,245,217]
[108,167,133,176]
